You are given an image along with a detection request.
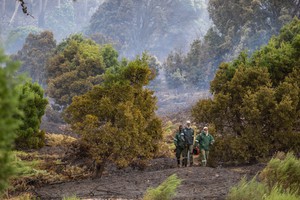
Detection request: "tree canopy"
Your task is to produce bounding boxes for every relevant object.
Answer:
[192,18,300,163]
[64,55,163,177]
[46,34,118,108]
[12,31,56,87]
[164,1,300,89]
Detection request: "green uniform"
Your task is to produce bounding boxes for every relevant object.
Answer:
[184,127,194,166]
[174,130,187,167]
[195,131,215,166]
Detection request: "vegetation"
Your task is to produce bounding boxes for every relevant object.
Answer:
[260,152,300,195]
[164,1,300,89]
[192,18,300,164]
[88,0,209,58]
[227,152,300,200]
[62,195,80,200]
[143,174,181,200]
[12,31,56,87]
[64,55,163,177]
[164,38,219,88]
[46,34,117,108]
[15,81,48,149]
[0,49,22,196]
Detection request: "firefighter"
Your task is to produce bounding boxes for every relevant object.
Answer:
[174,125,187,167]
[184,120,194,166]
[195,126,215,166]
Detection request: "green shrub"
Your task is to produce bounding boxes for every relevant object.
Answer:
[226,177,267,200]
[209,131,270,166]
[143,174,181,200]
[192,19,300,166]
[227,152,300,200]
[260,152,300,194]
[62,195,80,200]
[265,186,299,200]
[0,49,22,196]
[15,82,48,149]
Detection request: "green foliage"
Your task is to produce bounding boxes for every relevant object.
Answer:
[12,152,46,178]
[192,18,300,164]
[165,2,299,89]
[227,152,300,200]
[265,187,299,200]
[226,177,267,200]
[143,174,182,200]
[15,82,48,149]
[208,0,298,52]
[47,34,113,107]
[62,195,80,200]
[260,152,300,195]
[64,55,163,177]
[0,49,22,196]
[12,31,56,87]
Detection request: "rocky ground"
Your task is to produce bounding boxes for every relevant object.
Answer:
[34,156,265,200]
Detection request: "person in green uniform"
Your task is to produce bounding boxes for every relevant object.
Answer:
[174,125,187,167]
[184,120,194,166]
[195,126,215,166]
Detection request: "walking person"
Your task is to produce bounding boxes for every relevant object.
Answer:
[195,126,215,166]
[174,125,187,167]
[184,120,194,166]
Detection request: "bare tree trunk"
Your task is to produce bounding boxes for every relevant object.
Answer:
[94,159,107,178]
[58,0,61,8]
[9,1,20,25]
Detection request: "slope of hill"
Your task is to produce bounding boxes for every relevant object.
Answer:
[89,0,211,59]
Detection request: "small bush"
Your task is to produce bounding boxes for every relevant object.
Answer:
[155,121,178,158]
[265,186,299,200]
[209,130,271,166]
[143,174,181,200]
[62,195,80,200]
[15,82,48,149]
[226,177,267,200]
[227,152,300,200]
[259,152,300,194]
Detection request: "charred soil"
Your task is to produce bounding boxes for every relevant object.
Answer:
[34,156,265,200]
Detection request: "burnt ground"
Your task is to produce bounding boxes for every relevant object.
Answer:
[34,156,265,200]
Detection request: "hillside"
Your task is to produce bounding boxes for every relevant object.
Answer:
[89,0,211,59]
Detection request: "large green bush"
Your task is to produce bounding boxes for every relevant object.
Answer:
[0,49,22,196]
[192,18,300,164]
[46,34,117,108]
[64,55,163,177]
[15,81,48,149]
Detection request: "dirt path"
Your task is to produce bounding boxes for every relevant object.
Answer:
[35,159,264,200]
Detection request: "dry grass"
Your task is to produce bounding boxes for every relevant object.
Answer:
[45,133,77,147]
